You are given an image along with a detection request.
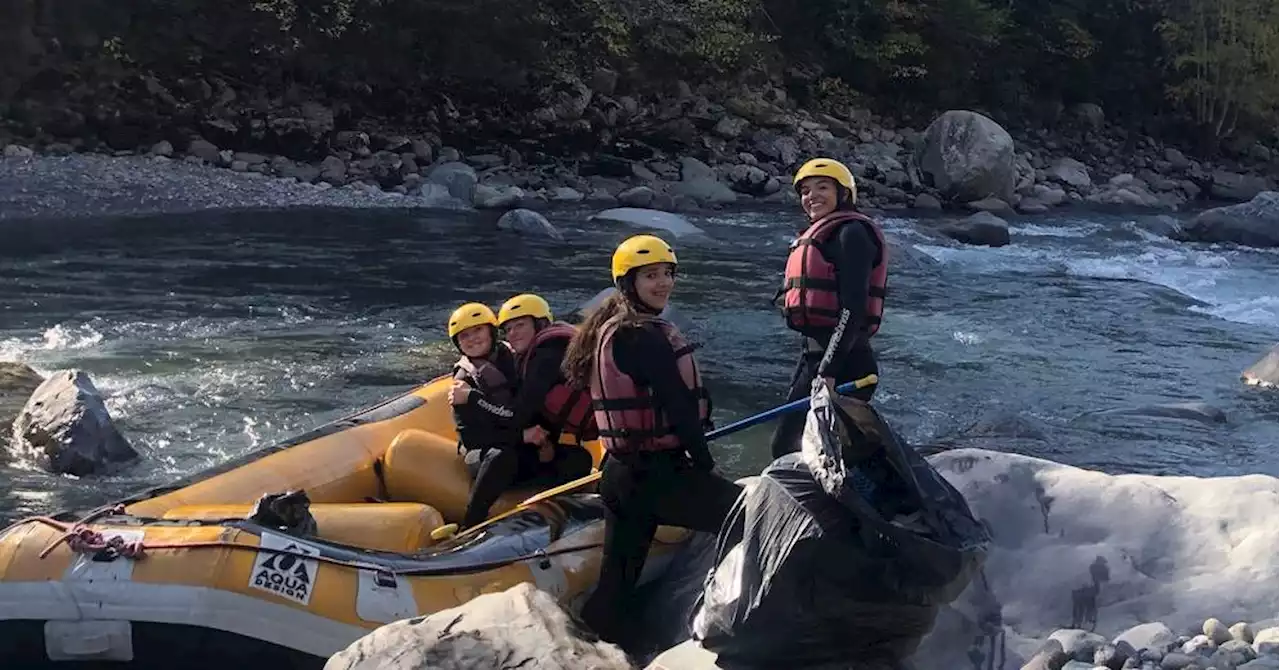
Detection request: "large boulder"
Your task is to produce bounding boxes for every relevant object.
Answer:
[912,448,1279,669]
[426,161,479,204]
[1179,191,1279,248]
[0,361,44,444]
[914,110,1016,202]
[587,208,706,237]
[12,369,139,475]
[325,582,633,670]
[1242,344,1279,388]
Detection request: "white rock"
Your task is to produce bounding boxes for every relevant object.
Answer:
[1254,627,1279,656]
[1231,622,1255,644]
[587,207,706,237]
[325,583,632,670]
[1242,345,1278,389]
[910,448,1280,669]
[1181,634,1216,655]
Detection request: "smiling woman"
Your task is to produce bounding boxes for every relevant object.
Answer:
[770,158,889,458]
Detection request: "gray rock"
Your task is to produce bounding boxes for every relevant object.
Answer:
[1239,659,1280,669]
[939,211,1011,247]
[473,184,524,210]
[1210,170,1271,201]
[1047,157,1093,189]
[713,116,749,139]
[587,207,705,237]
[913,193,943,210]
[149,140,174,157]
[1160,652,1198,669]
[186,138,221,163]
[426,161,478,203]
[496,209,563,242]
[1032,183,1068,206]
[417,183,471,210]
[3,144,35,159]
[547,186,584,203]
[914,110,1016,202]
[1018,197,1050,214]
[319,156,347,185]
[1023,638,1071,670]
[725,164,771,195]
[1211,639,1257,668]
[1239,345,1280,386]
[966,196,1014,215]
[1181,191,1278,248]
[324,582,631,670]
[618,186,657,208]
[1164,148,1191,171]
[1069,102,1105,129]
[1063,662,1097,670]
[1232,623,1256,644]
[466,153,504,170]
[1052,629,1111,662]
[1115,623,1177,657]
[585,188,618,208]
[12,369,139,476]
[1207,619,1235,645]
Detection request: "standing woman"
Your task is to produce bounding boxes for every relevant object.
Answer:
[769,157,889,459]
[561,234,743,646]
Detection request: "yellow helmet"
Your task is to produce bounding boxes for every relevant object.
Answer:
[793,158,857,203]
[611,234,677,281]
[447,302,498,338]
[497,293,553,326]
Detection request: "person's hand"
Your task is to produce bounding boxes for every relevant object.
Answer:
[538,442,555,463]
[449,381,471,406]
[523,425,549,446]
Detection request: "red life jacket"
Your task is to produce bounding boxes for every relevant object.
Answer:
[590,315,711,454]
[781,210,888,337]
[453,341,517,407]
[519,322,598,442]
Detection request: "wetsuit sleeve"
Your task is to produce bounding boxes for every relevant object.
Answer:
[614,324,715,470]
[817,221,876,378]
[509,343,564,429]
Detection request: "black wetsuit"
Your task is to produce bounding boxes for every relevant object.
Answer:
[578,317,744,647]
[456,339,591,528]
[769,213,882,460]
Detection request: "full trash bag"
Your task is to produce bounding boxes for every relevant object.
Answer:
[690,383,992,667]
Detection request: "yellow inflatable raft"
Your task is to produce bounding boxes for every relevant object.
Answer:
[0,374,693,668]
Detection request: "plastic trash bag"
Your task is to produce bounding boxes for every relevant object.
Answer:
[690,383,991,667]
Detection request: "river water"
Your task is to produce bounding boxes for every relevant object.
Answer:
[1,204,1276,523]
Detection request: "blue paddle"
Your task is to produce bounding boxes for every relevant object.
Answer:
[706,373,879,441]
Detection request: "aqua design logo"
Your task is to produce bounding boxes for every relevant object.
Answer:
[248,531,321,606]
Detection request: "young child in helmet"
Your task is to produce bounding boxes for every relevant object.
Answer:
[445,302,526,528]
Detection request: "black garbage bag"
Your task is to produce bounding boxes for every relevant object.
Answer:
[690,383,991,668]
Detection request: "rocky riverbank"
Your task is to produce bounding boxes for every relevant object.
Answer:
[2,74,1276,222]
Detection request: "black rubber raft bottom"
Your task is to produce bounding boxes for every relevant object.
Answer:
[0,620,328,669]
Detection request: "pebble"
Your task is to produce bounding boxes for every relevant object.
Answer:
[0,153,439,222]
[1233,623,1256,644]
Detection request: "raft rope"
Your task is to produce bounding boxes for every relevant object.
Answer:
[13,505,681,577]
